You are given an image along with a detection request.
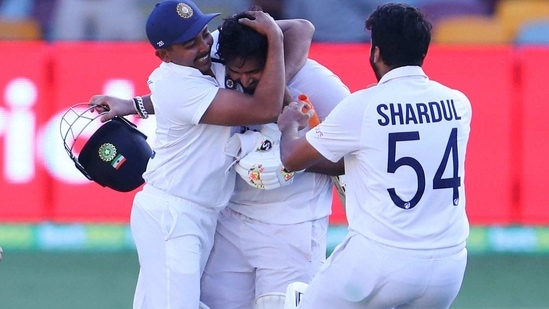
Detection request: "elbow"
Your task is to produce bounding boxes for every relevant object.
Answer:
[297,19,315,40]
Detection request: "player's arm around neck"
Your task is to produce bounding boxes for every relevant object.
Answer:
[277,18,314,81]
[201,11,285,126]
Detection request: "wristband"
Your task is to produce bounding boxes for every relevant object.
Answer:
[132,96,148,119]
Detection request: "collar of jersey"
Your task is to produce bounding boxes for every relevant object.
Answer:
[378,66,428,85]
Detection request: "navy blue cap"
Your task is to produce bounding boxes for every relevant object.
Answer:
[146,0,220,49]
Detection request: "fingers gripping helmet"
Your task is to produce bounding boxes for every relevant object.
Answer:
[59,103,152,192]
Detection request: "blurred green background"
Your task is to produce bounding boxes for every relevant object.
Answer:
[1,251,549,308]
[2,224,549,309]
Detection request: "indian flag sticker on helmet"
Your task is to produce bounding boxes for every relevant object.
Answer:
[111,153,127,170]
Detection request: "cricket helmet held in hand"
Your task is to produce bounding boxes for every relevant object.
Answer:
[59,103,152,192]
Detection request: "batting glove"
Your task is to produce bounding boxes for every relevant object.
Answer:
[234,124,295,190]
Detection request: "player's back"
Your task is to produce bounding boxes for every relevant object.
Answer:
[325,66,472,250]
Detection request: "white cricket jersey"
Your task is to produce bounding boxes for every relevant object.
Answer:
[144,61,235,209]
[228,60,351,224]
[306,66,471,249]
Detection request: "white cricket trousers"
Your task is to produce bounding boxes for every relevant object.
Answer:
[131,184,219,309]
[201,207,328,309]
[298,231,467,309]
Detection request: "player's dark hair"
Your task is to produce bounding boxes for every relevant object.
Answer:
[365,3,432,67]
[216,8,268,67]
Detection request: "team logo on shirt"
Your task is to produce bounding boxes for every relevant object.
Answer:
[225,77,235,89]
[176,3,193,18]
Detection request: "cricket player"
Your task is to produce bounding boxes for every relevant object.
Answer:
[278,3,472,309]
[199,12,350,309]
[90,1,314,308]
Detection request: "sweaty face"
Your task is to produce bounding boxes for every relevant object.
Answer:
[226,56,264,94]
[161,26,214,74]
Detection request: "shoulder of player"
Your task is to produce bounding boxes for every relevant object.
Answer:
[289,58,337,84]
[350,84,383,101]
[427,80,472,104]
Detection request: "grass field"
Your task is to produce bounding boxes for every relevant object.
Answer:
[1,251,548,309]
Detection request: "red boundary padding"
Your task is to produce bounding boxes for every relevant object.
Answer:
[0,42,535,225]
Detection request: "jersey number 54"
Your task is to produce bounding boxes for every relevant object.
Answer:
[387,128,460,209]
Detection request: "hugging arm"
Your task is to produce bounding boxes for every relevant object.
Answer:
[90,17,314,123]
[277,18,314,82]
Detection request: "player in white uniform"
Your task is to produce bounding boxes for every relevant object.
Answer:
[277,3,472,309]
[89,1,314,308]
[199,13,350,309]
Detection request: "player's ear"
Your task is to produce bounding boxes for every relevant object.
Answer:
[155,49,170,63]
[371,46,381,64]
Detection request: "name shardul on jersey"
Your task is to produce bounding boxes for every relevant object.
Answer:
[377,99,462,126]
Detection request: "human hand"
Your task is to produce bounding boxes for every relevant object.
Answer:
[277,101,312,132]
[89,95,135,122]
[297,94,320,128]
[238,10,282,39]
